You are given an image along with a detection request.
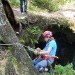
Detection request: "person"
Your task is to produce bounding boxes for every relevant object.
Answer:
[32,30,57,72]
[20,0,27,14]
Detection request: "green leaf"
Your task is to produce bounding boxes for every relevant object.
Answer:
[30,38,33,44]
[20,39,25,43]
[58,24,60,28]
[33,39,38,43]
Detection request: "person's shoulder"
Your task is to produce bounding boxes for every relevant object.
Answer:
[50,40,56,44]
[50,40,55,42]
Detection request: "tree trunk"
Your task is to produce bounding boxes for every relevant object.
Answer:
[0,0,40,75]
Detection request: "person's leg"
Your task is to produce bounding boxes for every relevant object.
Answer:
[32,58,42,65]
[36,59,54,72]
[46,59,54,72]
[35,60,47,72]
[20,0,23,13]
[24,0,27,12]
[48,59,54,64]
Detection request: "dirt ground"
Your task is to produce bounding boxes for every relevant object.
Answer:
[13,8,75,19]
[13,8,27,19]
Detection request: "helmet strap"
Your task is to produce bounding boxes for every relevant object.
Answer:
[48,37,54,42]
[50,37,54,40]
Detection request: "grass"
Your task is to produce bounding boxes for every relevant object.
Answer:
[9,0,75,12]
[55,63,75,75]
[9,0,20,8]
[42,63,75,75]
[29,0,59,12]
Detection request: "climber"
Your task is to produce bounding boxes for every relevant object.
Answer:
[32,30,57,72]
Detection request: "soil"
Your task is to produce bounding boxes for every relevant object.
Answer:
[13,8,75,19]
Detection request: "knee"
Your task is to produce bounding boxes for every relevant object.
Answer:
[35,64,41,70]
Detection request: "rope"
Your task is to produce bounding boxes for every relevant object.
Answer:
[0,44,14,46]
[0,43,21,46]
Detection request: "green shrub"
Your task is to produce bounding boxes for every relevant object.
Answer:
[26,26,40,45]
[42,63,75,75]
[10,0,75,12]
[55,63,75,75]
[9,0,20,7]
[31,0,58,12]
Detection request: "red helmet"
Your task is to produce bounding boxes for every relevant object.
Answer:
[42,30,52,38]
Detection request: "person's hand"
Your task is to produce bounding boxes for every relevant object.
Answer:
[34,50,40,55]
[40,50,44,52]
[35,48,41,52]
[34,48,41,55]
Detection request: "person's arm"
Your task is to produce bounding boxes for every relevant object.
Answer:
[39,47,52,55]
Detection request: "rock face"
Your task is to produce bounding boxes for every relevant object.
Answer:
[0,0,40,75]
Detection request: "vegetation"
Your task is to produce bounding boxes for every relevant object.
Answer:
[31,0,75,12]
[30,0,59,12]
[9,0,75,12]
[9,0,20,8]
[26,26,40,45]
[42,63,75,75]
[55,63,75,75]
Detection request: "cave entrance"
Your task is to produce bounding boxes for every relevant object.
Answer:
[35,26,75,66]
[53,32,74,66]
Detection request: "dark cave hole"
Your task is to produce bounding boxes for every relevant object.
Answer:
[2,0,21,33]
[35,32,75,66]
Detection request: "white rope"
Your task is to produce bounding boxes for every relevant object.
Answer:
[0,43,20,46]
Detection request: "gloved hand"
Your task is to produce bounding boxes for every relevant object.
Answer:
[41,50,44,52]
[35,48,41,52]
[34,50,40,55]
[34,48,41,55]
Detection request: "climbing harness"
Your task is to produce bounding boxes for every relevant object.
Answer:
[41,55,59,60]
